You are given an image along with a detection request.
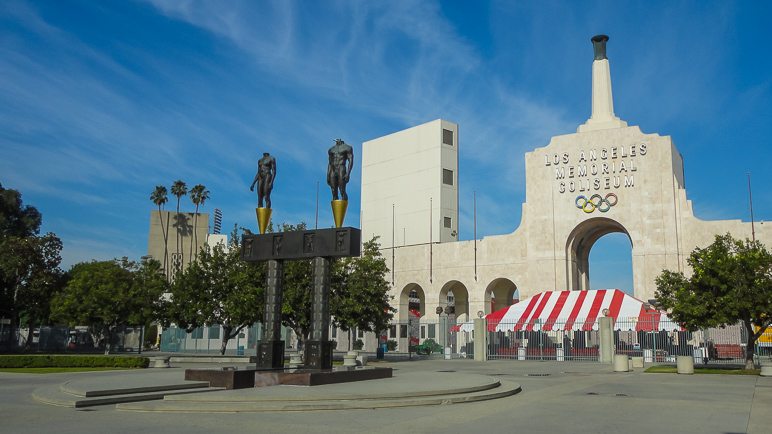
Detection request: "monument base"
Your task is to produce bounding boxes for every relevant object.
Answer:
[185,367,258,390]
[304,340,334,370]
[255,367,393,387]
[256,340,285,370]
[184,367,393,389]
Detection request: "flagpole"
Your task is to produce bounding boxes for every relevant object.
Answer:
[748,172,755,242]
[474,190,478,282]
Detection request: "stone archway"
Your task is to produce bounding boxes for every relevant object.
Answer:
[566,217,632,292]
[398,283,425,321]
[438,280,469,322]
[486,278,518,313]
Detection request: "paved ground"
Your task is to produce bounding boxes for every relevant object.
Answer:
[2,358,770,434]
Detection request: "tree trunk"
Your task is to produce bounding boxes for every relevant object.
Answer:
[220,325,233,356]
[157,208,168,273]
[743,319,758,370]
[220,325,247,356]
[24,318,35,351]
[103,325,114,355]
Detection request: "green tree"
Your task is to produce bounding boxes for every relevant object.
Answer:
[166,226,263,355]
[51,258,167,355]
[188,184,210,261]
[655,234,772,370]
[0,183,62,349]
[278,223,314,350]
[150,186,169,272]
[0,232,64,349]
[278,224,394,351]
[332,236,395,344]
[170,180,188,266]
[0,183,42,238]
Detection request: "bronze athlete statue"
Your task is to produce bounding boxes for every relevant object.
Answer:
[250,153,276,208]
[327,139,353,201]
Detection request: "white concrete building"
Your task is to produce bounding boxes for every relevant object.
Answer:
[361,119,459,249]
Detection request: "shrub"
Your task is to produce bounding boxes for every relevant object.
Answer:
[353,339,364,350]
[386,339,398,351]
[0,355,149,369]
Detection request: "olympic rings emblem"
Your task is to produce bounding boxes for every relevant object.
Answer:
[575,193,618,213]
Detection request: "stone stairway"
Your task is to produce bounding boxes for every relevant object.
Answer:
[115,372,521,412]
[32,375,221,408]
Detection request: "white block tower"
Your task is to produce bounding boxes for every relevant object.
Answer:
[361,119,459,249]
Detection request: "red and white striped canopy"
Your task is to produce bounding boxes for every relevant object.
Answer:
[459,289,678,332]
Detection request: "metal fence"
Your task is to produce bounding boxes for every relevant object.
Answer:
[379,318,473,359]
[486,319,600,361]
[160,324,301,355]
[480,317,768,364]
[0,326,143,353]
[613,319,760,365]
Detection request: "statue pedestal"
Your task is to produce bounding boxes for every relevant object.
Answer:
[256,207,272,234]
[304,340,334,370]
[256,340,285,370]
[331,200,348,228]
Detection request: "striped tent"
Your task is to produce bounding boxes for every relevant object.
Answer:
[459,289,678,332]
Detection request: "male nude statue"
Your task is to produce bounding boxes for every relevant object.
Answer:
[327,139,354,201]
[250,152,276,208]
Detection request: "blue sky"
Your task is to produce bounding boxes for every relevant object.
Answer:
[2,1,771,295]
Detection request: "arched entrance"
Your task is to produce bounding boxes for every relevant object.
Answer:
[566,217,632,292]
[439,281,469,322]
[398,283,425,321]
[589,233,634,295]
[486,278,518,313]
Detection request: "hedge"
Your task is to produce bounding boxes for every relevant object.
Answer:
[0,355,150,369]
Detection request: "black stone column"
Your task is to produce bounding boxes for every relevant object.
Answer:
[305,256,334,369]
[257,259,285,369]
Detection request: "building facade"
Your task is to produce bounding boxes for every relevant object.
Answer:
[360,36,770,344]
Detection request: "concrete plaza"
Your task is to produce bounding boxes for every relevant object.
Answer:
[2,358,770,433]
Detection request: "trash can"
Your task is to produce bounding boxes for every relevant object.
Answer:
[376,346,385,359]
[237,346,244,355]
[382,343,388,353]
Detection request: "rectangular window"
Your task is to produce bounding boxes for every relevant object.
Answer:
[442,129,453,146]
[331,326,337,338]
[358,328,364,338]
[428,324,436,339]
[400,324,408,338]
[444,217,452,229]
[443,169,454,186]
[389,325,397,338]
[208,325,220,340]
[421,326,425,339]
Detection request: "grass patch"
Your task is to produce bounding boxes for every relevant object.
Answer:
[645,365,760,375]
[0,367,136,374]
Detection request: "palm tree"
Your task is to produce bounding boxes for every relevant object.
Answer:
[150,185,169,272]
[189,184,210,261]
[170,180,187,268]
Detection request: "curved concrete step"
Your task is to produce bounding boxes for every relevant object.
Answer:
[115,381,522,412]
[60,380,210,397]
[33,384,222,408]
[165,375,502,403]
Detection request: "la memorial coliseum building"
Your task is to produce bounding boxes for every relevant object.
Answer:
[361,35,770,329]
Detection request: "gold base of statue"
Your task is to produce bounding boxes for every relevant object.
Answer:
[256,207,272,234]
[331,200,348,228]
